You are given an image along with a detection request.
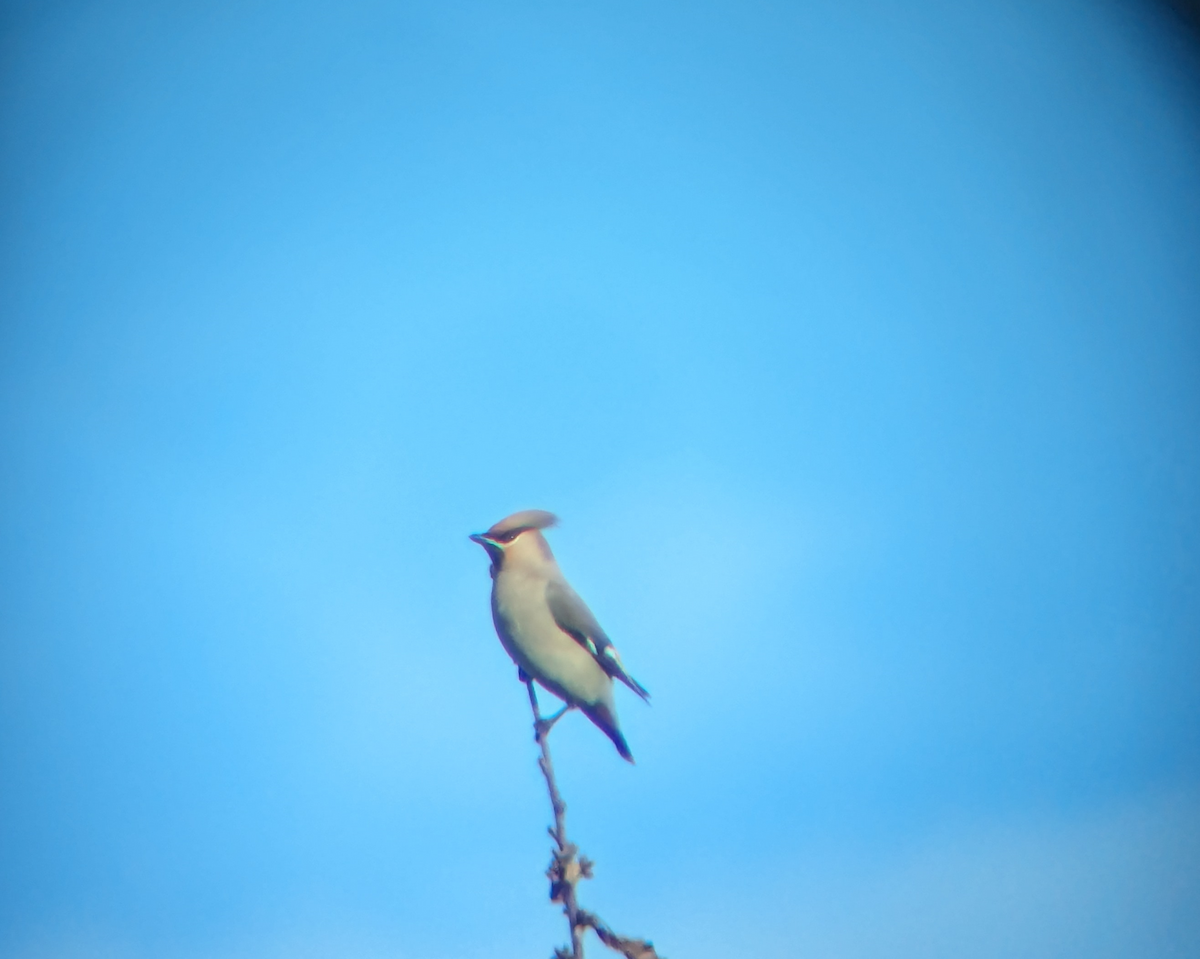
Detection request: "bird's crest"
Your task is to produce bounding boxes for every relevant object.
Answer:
[485,509,559,538]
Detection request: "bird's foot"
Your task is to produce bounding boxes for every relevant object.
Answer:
[535,704,572,743]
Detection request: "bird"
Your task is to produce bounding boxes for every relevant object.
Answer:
[470,509,649,762]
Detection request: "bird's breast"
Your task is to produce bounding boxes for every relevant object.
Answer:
[491,571,555,649]
[490,570,609,706]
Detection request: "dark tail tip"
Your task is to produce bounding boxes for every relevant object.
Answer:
[613,730,635,764]
[584,702,636,763]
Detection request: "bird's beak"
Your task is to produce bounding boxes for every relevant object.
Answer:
[470,532,503,568]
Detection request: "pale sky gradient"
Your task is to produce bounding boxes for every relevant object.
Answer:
[2,1,1199,957]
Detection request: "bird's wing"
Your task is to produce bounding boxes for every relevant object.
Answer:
[546,579,650,701]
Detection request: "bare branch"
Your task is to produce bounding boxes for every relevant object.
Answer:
[524,680,662,959]
[579,911,662,959]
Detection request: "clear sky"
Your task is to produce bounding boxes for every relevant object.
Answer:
[2,1,1199,957]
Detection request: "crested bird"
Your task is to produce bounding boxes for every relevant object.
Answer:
[470,509,649,762]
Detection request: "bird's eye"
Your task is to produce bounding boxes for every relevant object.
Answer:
[494,528,523,543]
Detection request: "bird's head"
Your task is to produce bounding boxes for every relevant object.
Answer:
[470,509,558,575]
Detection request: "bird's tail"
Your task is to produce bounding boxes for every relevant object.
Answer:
[582,701,635,763]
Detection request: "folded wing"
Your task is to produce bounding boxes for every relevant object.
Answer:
[545,579,650,701]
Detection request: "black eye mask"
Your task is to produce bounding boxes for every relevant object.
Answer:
[492,527,529,544]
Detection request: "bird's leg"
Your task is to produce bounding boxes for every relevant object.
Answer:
[534,702,573,743]
[525,677,573,742]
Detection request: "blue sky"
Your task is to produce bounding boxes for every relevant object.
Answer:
[2,1,1199,956]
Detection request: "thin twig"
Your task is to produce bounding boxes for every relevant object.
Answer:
[526,680,585,958]
[524,680,662,959]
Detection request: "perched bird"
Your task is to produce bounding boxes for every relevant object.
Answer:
[470,509,649,762]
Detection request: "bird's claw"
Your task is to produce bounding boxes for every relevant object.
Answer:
[534,704,572,743]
